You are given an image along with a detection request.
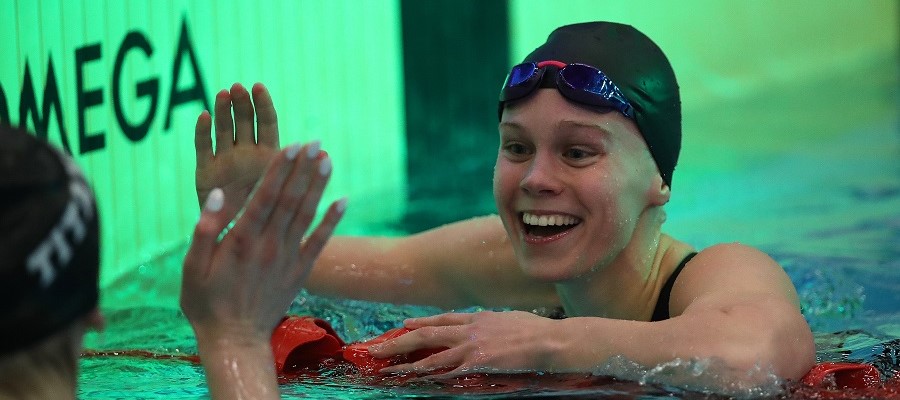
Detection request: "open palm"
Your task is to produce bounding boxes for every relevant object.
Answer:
[194,83,281,223]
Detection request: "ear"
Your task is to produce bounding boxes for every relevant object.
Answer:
[648,174,671,206]
[85,308,105,332]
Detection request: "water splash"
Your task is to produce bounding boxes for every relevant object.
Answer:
[594,355,783,399]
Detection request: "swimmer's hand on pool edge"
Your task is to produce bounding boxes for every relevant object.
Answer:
[195,82,281,226]
[181,143,346,400]
[371,310,561,376]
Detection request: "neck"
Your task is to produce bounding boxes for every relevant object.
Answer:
[0,329,81,400]
[0,374,76,400]
[556,205,672,320]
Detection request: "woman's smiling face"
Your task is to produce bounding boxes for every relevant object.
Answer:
[494,89,664,282]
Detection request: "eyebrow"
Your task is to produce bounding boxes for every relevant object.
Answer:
[498,119,615,144]
[556,120,612,137]
[498,121,523,130]
[499,120,609,131]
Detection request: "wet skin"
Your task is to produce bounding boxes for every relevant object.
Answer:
[494,88,667,284]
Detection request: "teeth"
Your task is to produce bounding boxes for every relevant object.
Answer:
[522,212,579,227]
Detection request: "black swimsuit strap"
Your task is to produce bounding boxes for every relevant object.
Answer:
[650,252,698,321]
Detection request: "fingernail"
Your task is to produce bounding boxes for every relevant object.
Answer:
[319,157,332,175]
[204,188,224,212]
[285,144,301,160]
[335,197,347,213]
[307,141,321,159]
[368,344,382,352]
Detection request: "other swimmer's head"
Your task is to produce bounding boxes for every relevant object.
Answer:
[498,21,681,188]
[0,125,100,357]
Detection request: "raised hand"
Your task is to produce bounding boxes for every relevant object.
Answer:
[195,83,282,224]
[181,143,345,399]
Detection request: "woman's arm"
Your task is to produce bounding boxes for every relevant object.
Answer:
[308,215,560,310]
[182,143,345,400]
[372,243,814,387]
[659,242,815,379]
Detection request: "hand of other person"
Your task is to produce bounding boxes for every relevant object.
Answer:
[181,143,345,400]
[369,311,561,376]
[194,83,282,224]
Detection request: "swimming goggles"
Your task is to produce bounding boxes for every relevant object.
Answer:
[499,60,635,119]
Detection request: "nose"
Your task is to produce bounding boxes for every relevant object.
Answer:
[519,153,563,196]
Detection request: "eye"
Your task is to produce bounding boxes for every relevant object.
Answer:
[501,141,531,160]
[563,147,595,160]
[506,142,528,155]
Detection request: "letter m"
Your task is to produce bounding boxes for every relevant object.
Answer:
[19,57,72,154]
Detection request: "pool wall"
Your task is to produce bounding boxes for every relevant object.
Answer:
[2,1,409,292]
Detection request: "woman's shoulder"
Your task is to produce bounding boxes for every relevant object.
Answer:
[690,242,784,273]
[665,240,800,313]
[660,238,779,273]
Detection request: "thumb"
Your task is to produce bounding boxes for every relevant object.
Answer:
[183,188,230,281]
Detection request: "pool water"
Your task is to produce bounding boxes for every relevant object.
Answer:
[78,63,899,398]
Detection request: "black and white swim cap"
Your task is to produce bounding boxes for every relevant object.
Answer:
[0,126,100,355]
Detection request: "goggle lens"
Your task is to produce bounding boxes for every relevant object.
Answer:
[507,64,539,87]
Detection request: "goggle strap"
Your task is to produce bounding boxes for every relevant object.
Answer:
[536,60,566,69]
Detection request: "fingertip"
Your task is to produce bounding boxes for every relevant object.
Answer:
[231,82,249,96]
[334,197,348,215]
[318,157,332,176]
[195,111,211,127]
[214,90,232,110]
[285,143,301,160]
[378,366,397,374]
[306,141,321,159]
[252,82,267,94]
[202,188,225,213]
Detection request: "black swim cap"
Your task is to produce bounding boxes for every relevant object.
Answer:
[500,22,681,187]
[0,126,100,355]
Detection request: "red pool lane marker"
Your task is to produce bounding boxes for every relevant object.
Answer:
[796,362,900,399]
[801,362,881,388]
[271,316,344,373]
[81,349,200,365]
[272,316,446,375]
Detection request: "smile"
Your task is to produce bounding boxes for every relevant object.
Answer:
[520,212,582,243]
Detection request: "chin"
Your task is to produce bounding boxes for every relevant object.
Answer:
[518,258,582,283]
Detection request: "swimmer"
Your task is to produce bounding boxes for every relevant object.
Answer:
[0,126,338,400]
[195,22,815,386]
[0,126,104,399]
